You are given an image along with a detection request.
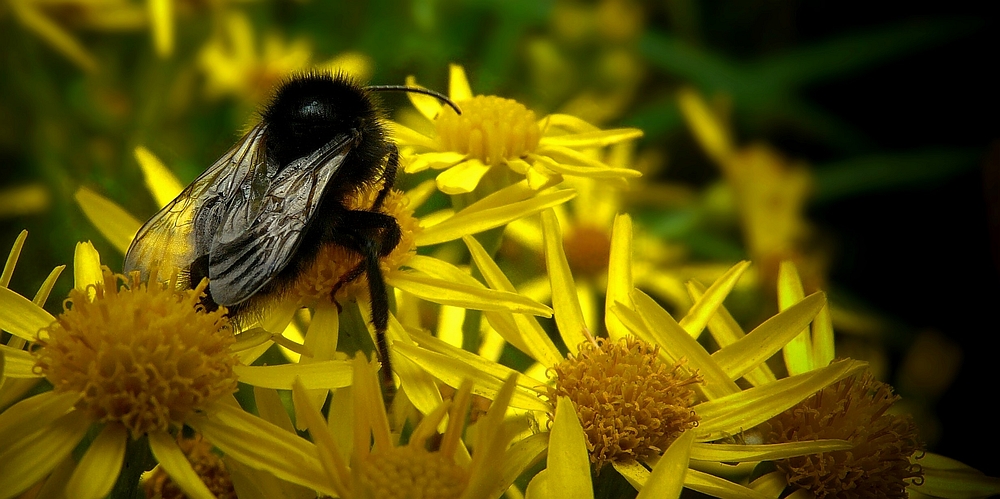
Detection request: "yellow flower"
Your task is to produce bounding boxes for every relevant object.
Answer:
[7,0,146,71]
[397,209,858,497]
[0,243,330,499]
[678,88,824,291]
[198,11,374,105]
[395,64,643,194]
[287,355,545,499]
[750,261,1000,499]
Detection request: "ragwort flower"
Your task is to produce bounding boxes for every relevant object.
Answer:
[0,243,331,499]
[748,262,1000,499]
[398,209,859,498]
[288,355,545,499]
[395,64,643,194]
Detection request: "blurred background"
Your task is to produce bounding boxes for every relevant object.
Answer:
[1,0,997,480]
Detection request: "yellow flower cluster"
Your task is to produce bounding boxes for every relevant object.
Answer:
[1,62,997,499]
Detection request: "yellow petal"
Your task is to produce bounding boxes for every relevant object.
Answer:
[686,280,776,387]
[448,63,474,102]
[541,210,590,355]
[636,431,694,499]
[188,403,333,496]
[149,431,214,499]
[549,397,594,499]
[0,286,56,342]
[1,229,27,287]
[0,411,90,498]
[778,261,813,375]
[66,423,126,499]
[605,214,634,341]
[292,378,350,498]
[689,439,851,462]
[540,128,644,148]
[684,468,771,499]
[9,1,97,72]
[626,290,741,399]
[389,121,439,150]
[679,261,750,338]
[31,265,66,307]
[463,236,563,367]
[388,271,549,316]
[394,341,549,412]
[912,452,1000,498]
[405,151,467,173]
[525,469,550,499]
[500,434,550,499]
[417,188,575,247]
[148,0,173,57]
[435,159,492,194]
[0,345,36,378]
[234,361,353,390]
[540,114,600,134]
[677,88,733,166]
[134,146,183,207]
[253,387,296,433]
[811,301,835,369]
[74,187,141,255]
[404,75,445,121]
[694,359,866,441]
[711,292,826,382]
[73,241,103,297]
[533,154,642,180]
[0,391,79,446]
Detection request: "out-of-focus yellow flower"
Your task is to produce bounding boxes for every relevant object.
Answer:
[198,11,373,105]
[678,88,824,290]
[286,355,544,499]
[396,64,643,195]
[0,244,332,499]
[505,174,743,321]
[0,184,50,219]
[7,0,147,71]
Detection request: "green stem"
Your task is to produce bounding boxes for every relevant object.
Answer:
[111,434,155,499]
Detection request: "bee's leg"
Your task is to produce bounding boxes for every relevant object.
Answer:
[371,144,399,212]
[326,210,402,405]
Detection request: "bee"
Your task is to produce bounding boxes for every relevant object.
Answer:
[124,72,459,401]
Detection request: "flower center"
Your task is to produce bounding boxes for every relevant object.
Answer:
[434,95,541,165]
[290,188,418,305]
[548,337,702,469]
[360,445,469,499]
[763,370,923,498]
[33,269,237,437]
[562,225,612,277]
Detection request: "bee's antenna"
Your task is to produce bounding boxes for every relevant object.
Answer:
[366,85,462,115]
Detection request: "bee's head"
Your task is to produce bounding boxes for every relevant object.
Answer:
[262,73,378,168]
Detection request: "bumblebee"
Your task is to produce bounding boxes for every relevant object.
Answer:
[125,73,458,399]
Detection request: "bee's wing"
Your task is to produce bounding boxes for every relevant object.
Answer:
[123,124,269,284]
[207,131,359,306]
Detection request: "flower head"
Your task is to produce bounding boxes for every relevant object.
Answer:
[0,244,313,499]
[548,336,701,469]
[763,369,923,498]
[396,64,643,194]
[34,267,237,437]
[289,355,539,499]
